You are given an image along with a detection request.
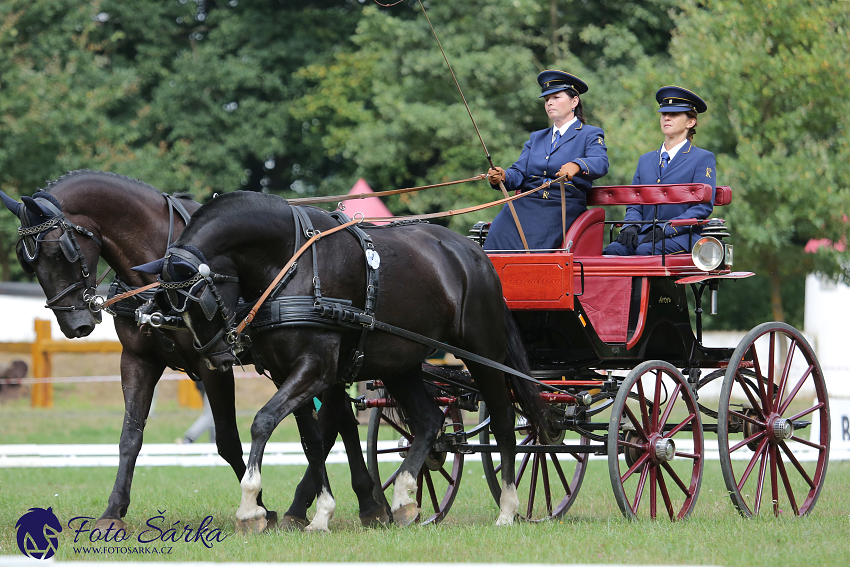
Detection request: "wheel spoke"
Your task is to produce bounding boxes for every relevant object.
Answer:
[735,370,767,420]
[730,430,766,454]
[737,437,768,491]
[729,409,765,428]
[658,383,683,430]
[526,454,540,518]
[550,453,572,496]
[650,465,657,519]
[424,469,440,514]
[777,365,814,415]
[621,451,650,484]
[754,442,769,515]
[620,439,648,451]
[382,467,402,491]
[541,454,553,516]
[438,465,455,485]
[623,404,650,441]
[666,412,696,437]
[750,346,769,416]
[774,340,797,411]
[789,435,825,451]
[515,450,532,490]
[657,469,676,520]
[632,461,650,514]
[770,445,779,516]
[675,451,701,460]
[661,461,692,497]
[779,441,817,489]
[789,402,826,422]
[381,414,414,441]
[652,369,663,430]
[766,331,776,413]
[376,446,409,455]
[636,378,652,433]
[776,451,801,515]
[416,470,424,506]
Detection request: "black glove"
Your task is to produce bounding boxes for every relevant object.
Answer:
[640,226,665,245]
[616,225,639,250]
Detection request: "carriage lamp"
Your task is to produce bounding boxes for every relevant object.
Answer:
[691,236,725,271]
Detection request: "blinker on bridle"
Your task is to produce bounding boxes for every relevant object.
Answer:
[156,248,239,356]
[18,210,105,314]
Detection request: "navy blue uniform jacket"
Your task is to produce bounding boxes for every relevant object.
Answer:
[484,122,608,251]
[625,141,716,238]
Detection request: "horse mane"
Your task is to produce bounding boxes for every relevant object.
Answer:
[41,169,165,197]
[181,191,287,240]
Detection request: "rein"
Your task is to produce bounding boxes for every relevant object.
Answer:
[287,174,487,206]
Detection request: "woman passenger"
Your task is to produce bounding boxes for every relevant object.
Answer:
[484,71,609,251]
[603,86,716,256]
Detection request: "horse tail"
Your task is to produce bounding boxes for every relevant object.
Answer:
[501,301,556,437]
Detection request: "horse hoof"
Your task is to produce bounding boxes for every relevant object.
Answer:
[235,516,268,534]
[392,503,419,527]
[264,510,278,530]
[359,506,390,528]
[278,514,308,532]
[94,518,126,532]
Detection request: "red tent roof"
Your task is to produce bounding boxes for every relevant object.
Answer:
[336,178,392,225]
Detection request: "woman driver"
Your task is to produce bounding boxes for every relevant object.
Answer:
[484,70,609,251]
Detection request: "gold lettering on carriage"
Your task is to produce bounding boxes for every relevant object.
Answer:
[658,296,672,304]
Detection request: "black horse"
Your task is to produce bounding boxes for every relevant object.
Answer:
[141,191,547,529]
[0,171,388,531]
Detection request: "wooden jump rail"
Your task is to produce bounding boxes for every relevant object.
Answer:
[0,319,200,409]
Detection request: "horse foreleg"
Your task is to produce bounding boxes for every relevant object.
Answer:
[237,358,333,533]
[97,352,164,530]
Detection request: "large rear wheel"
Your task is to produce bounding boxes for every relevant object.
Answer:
[718,322,829,517]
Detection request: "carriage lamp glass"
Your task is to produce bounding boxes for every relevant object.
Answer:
[692,236,724,271]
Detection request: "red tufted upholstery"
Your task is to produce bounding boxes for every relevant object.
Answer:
[587,183,713,206]
[713,186,732,206]
[561,207,605,255]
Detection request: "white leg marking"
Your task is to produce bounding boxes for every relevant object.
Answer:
[495,482,519,526]
[305,488,336,533]
[235,466,266,521]
[391,471,418,512]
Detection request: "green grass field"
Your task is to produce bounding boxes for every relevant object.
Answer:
[1,395,849,566]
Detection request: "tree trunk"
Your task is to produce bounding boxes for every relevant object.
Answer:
[769,271,788,383]
[550,0,559,60]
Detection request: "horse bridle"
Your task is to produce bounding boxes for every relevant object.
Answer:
[18,211,104,314]
[156,247,239,357]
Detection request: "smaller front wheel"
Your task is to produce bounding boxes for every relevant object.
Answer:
[366,405,464,525]
[608,360,704,520]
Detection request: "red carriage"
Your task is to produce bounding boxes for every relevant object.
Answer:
[362,182,830,523]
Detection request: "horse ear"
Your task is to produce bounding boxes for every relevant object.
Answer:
[0,190,23,216]
[132,258,166,274]
[21,196,53,219]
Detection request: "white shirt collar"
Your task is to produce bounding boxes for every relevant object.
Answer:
[552,117,578,142]
[660,138,688,163]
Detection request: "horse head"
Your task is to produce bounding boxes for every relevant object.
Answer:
[1,190,103,338]
[135,245,241,371]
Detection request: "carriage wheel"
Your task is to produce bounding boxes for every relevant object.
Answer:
[607,360,704,520]
[478,403,589,521]
[365,405,464,525]
[717,322,829,517]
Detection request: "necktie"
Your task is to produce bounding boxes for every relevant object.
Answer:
[551,129,561,153]
[661,151,670,169]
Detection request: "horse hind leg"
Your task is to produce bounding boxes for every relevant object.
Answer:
[381,371,445,527]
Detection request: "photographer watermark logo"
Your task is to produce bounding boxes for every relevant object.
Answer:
[16,507,63,560]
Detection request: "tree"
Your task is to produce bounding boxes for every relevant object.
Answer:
[670,0,850,322]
